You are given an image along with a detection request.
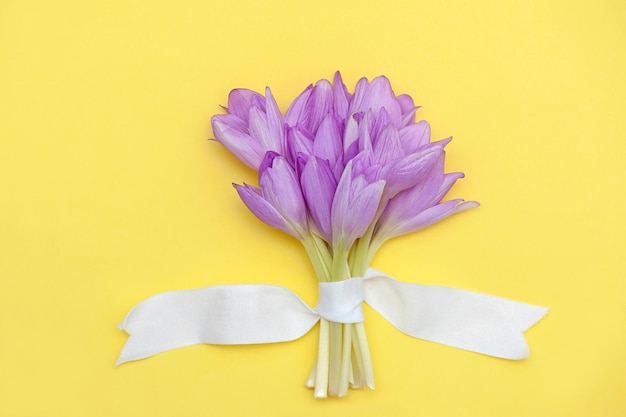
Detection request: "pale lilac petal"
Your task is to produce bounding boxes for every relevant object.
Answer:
[385,199,480,239]
[350,150,385,184]
[211,113,248,131]
[211,116,264,169]
[258,151,280,178]
[334,178,386,247]
[372,124,404,165]
[331,157,345,183]
[250,94,266,112]
[304,79,333,133]
[285,85,313,126]
[260,157,308,232]
[300,157,337,241]
[349,179,386,233]
[285,125,313,166]
[357,111,373,153]
[382,144,443,197]
[227,89,263,122]
[350,76,402,127]
[433,136,453,148]
[351,149,374,177]
[249,105,281,154]
[400,107,418,127]
[349,77,370,114]
[399,120,431,154]
[376,155,445,234]
[234,183,299,238]
[264,87,286,150]
[434,172,465,203]
[295,153,309,178]
[330,162,354,239]
[332,71,351,120]
[371,107,390,140]
[396,94,415,114]
[313,114,343,164]
[331,161,386,247]
[342,113,359,157]
[343,140,359,166]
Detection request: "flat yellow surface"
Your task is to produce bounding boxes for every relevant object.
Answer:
[1,0,625,415]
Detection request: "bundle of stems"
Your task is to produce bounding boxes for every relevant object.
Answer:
[303,226,379,397]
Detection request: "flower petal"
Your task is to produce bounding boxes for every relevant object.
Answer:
[260,156,308,234]
[332,71,351,120]
[234,183,299,238]
[399,120,431,154]
[313,114,343,164]
[371,107,391,140]
[300,157,337,241]
[372,123,404,165]
[358,111,373,153]
[227,89,263,123]
[285,85,313,126]
[264,87,286,150]
[211,116,264,169]
[331,161,386,247]
[396,94,415,114]
[342,113,360,160]
[385,199,479,239]
[285,125,314,166]
[375,155,445,237]
[382,144,444,197]
[350,76,402,127]
[434,172,465,203]
[304,79,333,133]
[249,105,282,154]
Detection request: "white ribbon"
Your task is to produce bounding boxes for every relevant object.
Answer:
[116,268,547,366]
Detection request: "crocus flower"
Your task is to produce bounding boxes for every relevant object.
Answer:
[372,153,480,252]
[299,155,337,242]
[331,160,386,250]
[212,87,286,170]
[234,152,308,240]
[212,72,478,398]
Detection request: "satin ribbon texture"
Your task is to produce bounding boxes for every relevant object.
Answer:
[116,268,548,366]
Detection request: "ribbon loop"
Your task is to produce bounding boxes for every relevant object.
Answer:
[115,284,319,366]
[116,269,548,365]
[362,269,548,359]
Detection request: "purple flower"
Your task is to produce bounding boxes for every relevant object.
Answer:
[212,87,286,170]
[234,153,308,239]
[300,156,337,242]
[374,153,479,244]
[212,73,479,398]
[331,161,386,249]
[213,72,478,248]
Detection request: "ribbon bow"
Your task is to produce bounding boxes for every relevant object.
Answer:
[116,269,547,366]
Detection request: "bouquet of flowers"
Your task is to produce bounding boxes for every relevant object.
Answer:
[116,72,546,399]
[211,72,478,397]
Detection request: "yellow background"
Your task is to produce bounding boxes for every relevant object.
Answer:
[1,0,625,415]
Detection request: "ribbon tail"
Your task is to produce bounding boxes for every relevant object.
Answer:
[363,269,548,360]
[116,284,320,366]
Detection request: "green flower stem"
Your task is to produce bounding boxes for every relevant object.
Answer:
[353,323,374,389]
[338,322,352,396]
[303,234,377,396]
[314,318,331,398]
[302,236,332,282]
[350,337,363,388]
[328,321,343,396]
[328,245,349,396]
[348,229,378,390]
